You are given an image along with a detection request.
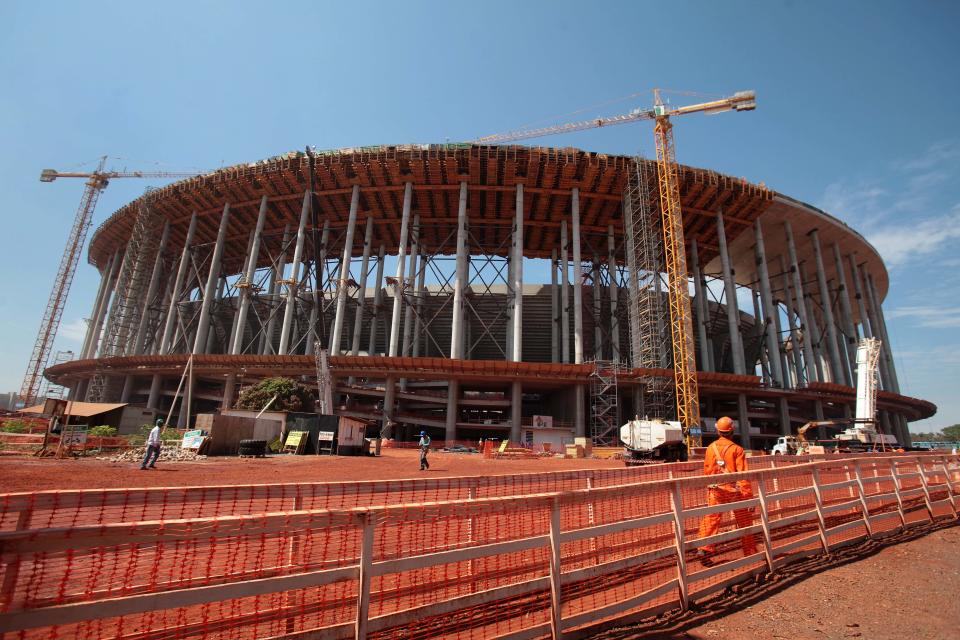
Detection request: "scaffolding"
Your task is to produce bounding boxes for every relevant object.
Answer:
[624,158,672,420]
[589,359,622,446]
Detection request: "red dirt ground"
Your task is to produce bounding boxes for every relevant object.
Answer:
[593,522,960,640]
[0,449,624,493]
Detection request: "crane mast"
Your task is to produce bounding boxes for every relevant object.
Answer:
[474,90,756,453]
[19,159,201,408]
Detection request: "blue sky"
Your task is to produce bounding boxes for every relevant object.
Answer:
[1,1,957,431]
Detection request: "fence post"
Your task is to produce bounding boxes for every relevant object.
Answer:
[468,480,480,591]
[754,473,776,573]
[889,459,907,529]
[669,482,689,611]
[548,496,563,640]
[810,466,831,554]
[852,460,873,538]
[914,456,937,523]
[0,504,32,611]
[356,511,375,640]
[938,461,958,519]
[284,486,306,634]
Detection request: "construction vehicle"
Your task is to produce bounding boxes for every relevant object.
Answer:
[475,89,757,455]
[772,338,897,454]
[620,417,688,463]
[19,159,202,408]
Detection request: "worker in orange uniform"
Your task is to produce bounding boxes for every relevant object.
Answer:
[696,416,757,566]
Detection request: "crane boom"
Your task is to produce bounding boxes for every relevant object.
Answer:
[19,158,203,408]
[472,89,756,453]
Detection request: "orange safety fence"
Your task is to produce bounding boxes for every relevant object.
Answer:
[0,454,956,639]
[0,452,900,532]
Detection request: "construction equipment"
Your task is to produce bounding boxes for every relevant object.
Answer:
[620,417,687,464]
[19,158,202,408]
[772,338,896,454]
[475,89,757,453]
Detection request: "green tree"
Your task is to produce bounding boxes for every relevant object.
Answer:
[235,377,315,413]
[942,424,960,441]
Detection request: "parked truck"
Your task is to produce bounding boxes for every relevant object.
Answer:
[620,418,688,464]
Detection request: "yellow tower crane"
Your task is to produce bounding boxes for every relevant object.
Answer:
[474,89,757,451]
[19,158,202,408]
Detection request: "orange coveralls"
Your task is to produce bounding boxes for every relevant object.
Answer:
[697,436,757,556]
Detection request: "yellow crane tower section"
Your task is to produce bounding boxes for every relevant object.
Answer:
[475,89,757,451]
[20,159,202,407]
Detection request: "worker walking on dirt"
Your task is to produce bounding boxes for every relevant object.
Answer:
[419,430,431,470]
[696,416,757,565]
[140,419,163,470]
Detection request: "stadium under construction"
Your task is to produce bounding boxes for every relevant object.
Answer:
[41,144,934,449]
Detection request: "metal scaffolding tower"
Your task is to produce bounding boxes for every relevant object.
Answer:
[624,158,672,419]
[589,359,622,446]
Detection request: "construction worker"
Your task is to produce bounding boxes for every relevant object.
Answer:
[418,430,431,470]
[696,416,757,565]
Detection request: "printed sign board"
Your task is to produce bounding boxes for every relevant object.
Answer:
[317,431,335,442]
[61,427,87,446]
[182,430,205,449]
[532,415,553,429]
[285,431,307,447]
[498,440,509,454]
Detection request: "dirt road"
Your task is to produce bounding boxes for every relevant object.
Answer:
[593,522,960,640]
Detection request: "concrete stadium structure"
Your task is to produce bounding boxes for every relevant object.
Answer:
[45,144,934,449]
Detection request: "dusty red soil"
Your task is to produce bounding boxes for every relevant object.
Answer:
[593,522,960,640]
[0,449,623,493]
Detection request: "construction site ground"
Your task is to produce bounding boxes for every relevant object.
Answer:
[2,450,957,639]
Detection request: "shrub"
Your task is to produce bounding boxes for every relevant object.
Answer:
[235,377,315,413]
[0,421,29,433]
[89,425,117,438]
[125,424,154,446]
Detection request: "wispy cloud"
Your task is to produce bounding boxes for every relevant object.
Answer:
[865,204,960,267]
[58,318,88,344]
[888,305,960,329]
[895,140,960,172]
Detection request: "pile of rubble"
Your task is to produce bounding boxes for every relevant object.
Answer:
[100,447,208,463]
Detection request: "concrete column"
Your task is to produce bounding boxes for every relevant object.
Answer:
[592,257,602,360]
[159,213,198,354]
[450,182,468,359]
[261,225,291,355]
[717,210,746,375]
[737,393,752,450]
[227,231,256,354]
[779,255,805,386]
[574,385,586,437]
[445,379,459,443]
[129,220,170,355]
[146,374,163,410]
[866,272,901,394]
[571,188,584,364]
[560,220,571,363]
[331,185,361,355]
[505,248,514,361]
[751,287,768,380]
[512,183,524,362]
[222,375,236,411]
[778,396,791,436]
[192,204,231,355]
[119,376,135,403]
[402,216,421,358]
[784,221,819,383]
[847,254,871,339]
[832,243,858,380]
[814,399,827,439]
[81,250,119,358]
[86,248,125,359]
[381,375,397,438]
[607,226,620,362]
[551,248,559,363]
[801,264,827,383]
[279,192,311,355]
[305,220,330,357]
[350,216,375,355]
[412,251,427,357]
[691,239,713,372]
[389,183,413,357]
[231,196,269,355]
[809,230,846,385]
[510,380,522,443]
[368,246,386,355]
[753,219,783,386]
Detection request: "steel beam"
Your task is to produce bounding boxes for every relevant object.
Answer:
[331,185,361,355]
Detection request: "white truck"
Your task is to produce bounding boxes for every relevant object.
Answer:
[620,418,688,464]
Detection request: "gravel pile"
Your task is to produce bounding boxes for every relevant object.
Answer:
[100,447,208,463]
